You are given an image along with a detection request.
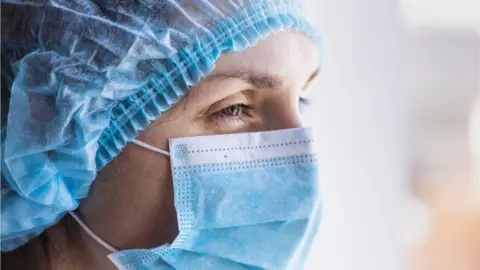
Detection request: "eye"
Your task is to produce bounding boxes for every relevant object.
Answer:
[299,97,310,106]
[204,91,256,130]
[216,104,249,118]
[208,103,255,129]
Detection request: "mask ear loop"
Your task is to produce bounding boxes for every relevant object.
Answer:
[131,139,170,156]
[69,140,168,253]
[69,211,119,253]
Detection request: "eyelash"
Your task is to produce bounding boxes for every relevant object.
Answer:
[211,103,252,124]
[299,97,310,106]
[210,97,311,125]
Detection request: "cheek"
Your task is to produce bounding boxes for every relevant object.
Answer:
[114,146,179,248]
[80,144,179,249]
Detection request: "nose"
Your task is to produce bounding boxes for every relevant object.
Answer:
[262,99,303,131]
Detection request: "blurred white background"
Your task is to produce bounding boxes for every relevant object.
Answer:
[303,0,480,269]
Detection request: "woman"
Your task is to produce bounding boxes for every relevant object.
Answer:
[1,0,322,269]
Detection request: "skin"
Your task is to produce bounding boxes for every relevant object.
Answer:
[4,30,320,270]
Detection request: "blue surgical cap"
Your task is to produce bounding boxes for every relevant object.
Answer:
[1,0,320,251]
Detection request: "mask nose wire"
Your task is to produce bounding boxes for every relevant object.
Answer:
[69,211,119,253]
[131,139,170,156]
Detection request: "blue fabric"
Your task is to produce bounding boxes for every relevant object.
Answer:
[110,245,262,270]
[173,157,316,229]
[107,127,321,269]
[1,0,321,251]
[108,248,175,270]
[170,220,310,269]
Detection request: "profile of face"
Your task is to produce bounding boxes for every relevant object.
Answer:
[74,30,320,260]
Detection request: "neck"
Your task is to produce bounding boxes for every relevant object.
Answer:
[50,215,117,270]
[4,216,117,270]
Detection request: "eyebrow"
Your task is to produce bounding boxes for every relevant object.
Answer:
[207,72,283,90]
[207,66,321,90]
[307,67,321,86]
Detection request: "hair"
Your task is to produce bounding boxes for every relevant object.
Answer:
[1,230,53,270]
[0,216,82,270]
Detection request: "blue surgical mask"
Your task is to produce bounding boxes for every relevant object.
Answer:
[70,127,321,270]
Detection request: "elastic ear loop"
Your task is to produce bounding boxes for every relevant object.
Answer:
[68,140,168,253]
[131,139,170,156]
[69,211,119,253]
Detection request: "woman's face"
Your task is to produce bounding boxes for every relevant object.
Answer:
[78,30,320,252]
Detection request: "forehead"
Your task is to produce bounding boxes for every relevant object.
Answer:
[212,30,320,87]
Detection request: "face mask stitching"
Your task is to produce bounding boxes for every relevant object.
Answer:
[187,139,314,154]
